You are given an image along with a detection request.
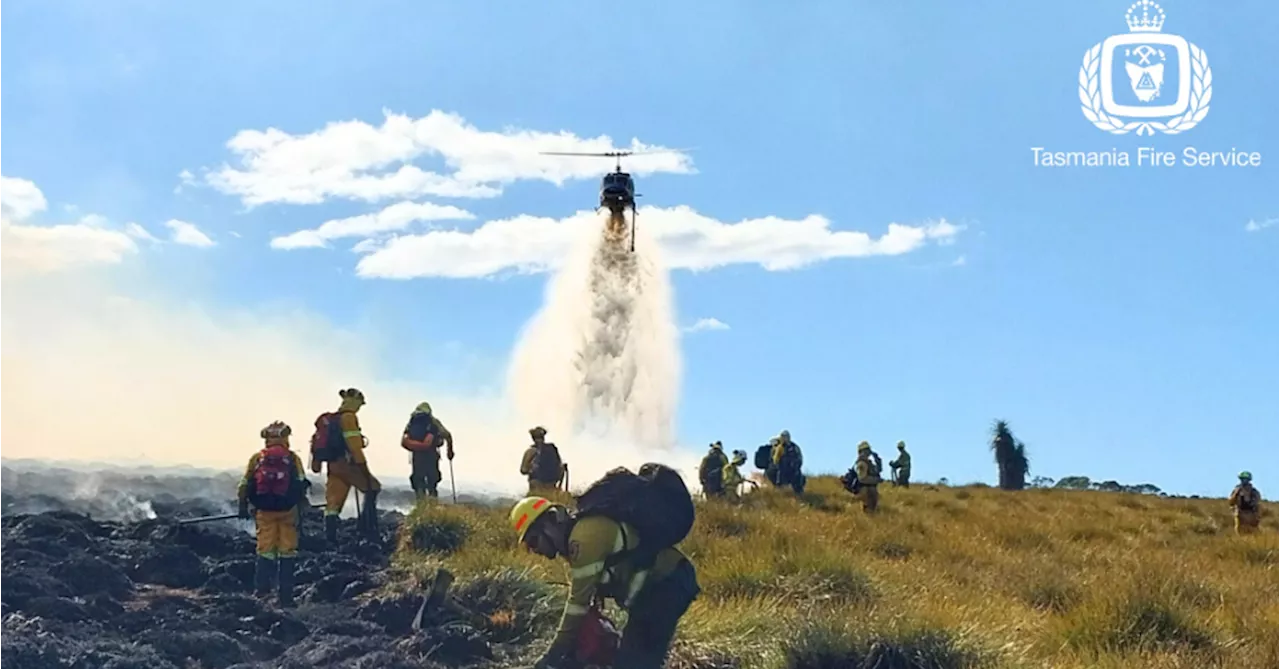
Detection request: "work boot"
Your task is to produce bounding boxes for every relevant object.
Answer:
[253,556,275,597]
[362,490,380,539]
[324,514,339,546]
[277,556,297,609]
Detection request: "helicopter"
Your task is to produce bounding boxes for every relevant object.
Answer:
[539,149,680,252]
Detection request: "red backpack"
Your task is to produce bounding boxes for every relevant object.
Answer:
[310,412,349,463]
[248,444,300,511]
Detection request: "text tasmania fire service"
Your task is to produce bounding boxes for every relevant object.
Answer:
[1030,147,1263,168]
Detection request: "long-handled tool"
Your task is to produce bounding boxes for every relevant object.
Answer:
[178,502,325,525]
[448,458,457,504]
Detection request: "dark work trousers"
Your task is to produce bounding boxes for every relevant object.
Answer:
[409,449,442,498]
[615,560,700,669]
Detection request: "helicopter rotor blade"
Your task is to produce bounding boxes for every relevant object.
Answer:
[538,150,635,158]
[538,147,694,158]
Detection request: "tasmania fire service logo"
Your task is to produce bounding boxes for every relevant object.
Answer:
[1079,0,1211,135]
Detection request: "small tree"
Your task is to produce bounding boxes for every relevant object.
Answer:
[990,420,1030,491]
[1030,475,1056,488]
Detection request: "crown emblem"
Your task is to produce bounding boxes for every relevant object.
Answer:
[1125,0,1166,33]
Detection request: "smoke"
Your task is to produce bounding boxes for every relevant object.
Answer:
[0,212,696,505]
[507,210,681,449]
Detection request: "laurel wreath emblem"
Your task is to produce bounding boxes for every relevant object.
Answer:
[1078,42,1212,136]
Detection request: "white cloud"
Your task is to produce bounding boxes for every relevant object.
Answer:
[354,206,964,279]
[270,200,475,250]
[1,176,139,275]
[951,255,967,267]
[1244,217,1278,232]
[684,317,730,333]
[125,222,162,243]
[2,176,50,220]
[164,219,216,247]
[201,109,694,207]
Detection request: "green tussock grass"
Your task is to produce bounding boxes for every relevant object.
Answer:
[392,477,1278,669]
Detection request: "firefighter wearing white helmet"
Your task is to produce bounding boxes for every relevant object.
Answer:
[854,441,882,513]
[770,430,805,494]
[237,420,309,608]
[1229,471,1262,535]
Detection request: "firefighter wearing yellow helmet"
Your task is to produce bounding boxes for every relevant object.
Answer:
[508,495,698,669]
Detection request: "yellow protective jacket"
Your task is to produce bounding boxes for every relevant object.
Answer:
[855,454,881,485]
[722,462,744,491]
[549,515,687,653]
[339,411,369,464]
[1229,484,1261,513]
[237,444,308,501]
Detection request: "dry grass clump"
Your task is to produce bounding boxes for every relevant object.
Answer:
[393,475,1278,668]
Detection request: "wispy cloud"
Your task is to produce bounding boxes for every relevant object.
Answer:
[683,317,730,333]
[125,223,162,244]
[271,200,474,250]
[951,255,967,267]
[353,206,964,280]
[164,219,216,247]
[1244,217,1278,232]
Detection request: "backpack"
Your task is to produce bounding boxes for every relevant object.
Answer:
[779,443,801,472]
[699,451,726,491]
[840,466,862,495]
[753,445,773,470]
[310,412,348,463]
[403,413,440,450]
[574,463,695,571]
[247,445,302,511]
[1237,487,1261,512]
[530,443,563,484]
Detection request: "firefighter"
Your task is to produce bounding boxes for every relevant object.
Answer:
[1228,471,1262,535]
[322,388,382,540]
[854,441,882,513]
[520,427,564,496]
[509,496,700,669]
[238,421,309,608]
[889,441,912,487]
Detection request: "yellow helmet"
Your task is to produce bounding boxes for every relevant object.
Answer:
[857,441,871,452]
[414,401,433,415]
[509,496,553,541]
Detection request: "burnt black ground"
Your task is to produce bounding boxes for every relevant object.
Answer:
[0,506,521,669]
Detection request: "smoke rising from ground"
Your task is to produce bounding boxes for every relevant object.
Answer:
[507,210,681,449]
[1,212,695,506]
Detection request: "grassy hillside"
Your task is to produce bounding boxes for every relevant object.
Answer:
[390,477,1278,669]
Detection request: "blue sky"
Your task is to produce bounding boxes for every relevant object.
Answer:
[2,0,1276,497]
